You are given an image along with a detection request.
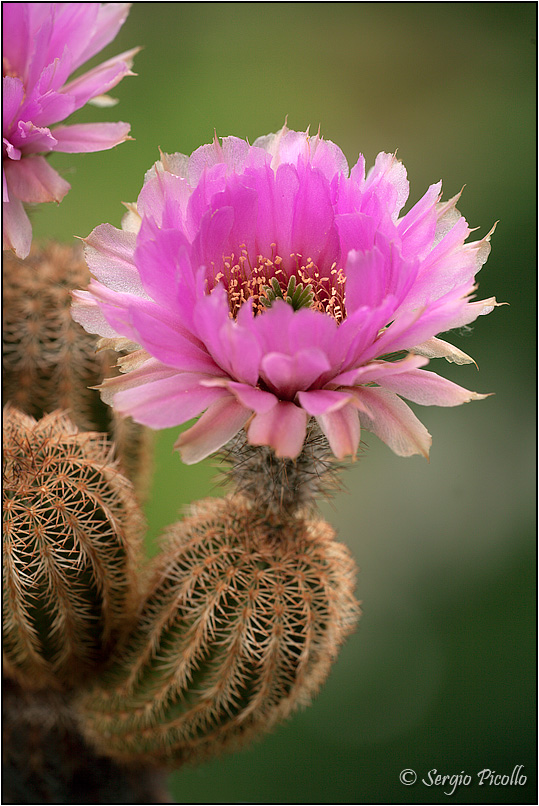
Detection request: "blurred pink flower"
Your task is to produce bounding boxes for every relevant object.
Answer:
[3,2,137,258]
[73,126,498,463]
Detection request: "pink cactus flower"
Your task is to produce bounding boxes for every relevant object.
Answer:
[3,2,137,258]
[72,126,498,463]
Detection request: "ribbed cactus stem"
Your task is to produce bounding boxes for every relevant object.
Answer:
[3,244,110,431]
[2,243,153,500]
[3,406,144,691]
[76,495,360,767]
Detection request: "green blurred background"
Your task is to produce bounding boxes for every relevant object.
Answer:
[31,3,536,803]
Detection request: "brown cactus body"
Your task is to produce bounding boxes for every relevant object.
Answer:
[3,244,110,431]
[2,243,153,499]
[3,406,144,691]
[77,495,360,767]
[2,678,170,804]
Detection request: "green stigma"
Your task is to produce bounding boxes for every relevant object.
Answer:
[260,275,315,312]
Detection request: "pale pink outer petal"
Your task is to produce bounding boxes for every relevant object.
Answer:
[349,153,366,188]
[376,369,490,406]
[357,283,476,363]
[253,126,349,179]
[200,378,278,414]
[434,190,463,244]
[330,354,429,387]
[364,152,409,221]
[308,131,350,179]
[186,135,247,183]
[155,150,190,179]
[71,289,125,340]
[412,336,476,365]
[352,386,432,458]
[83,224,144,294]
[51,121,131,153]
[397,181,441,260]
[316,402,361,459]
[98,358,181,405]
[110,374,228,429]
[3,155,70,203]
[439,296,500,331]
[3,195,32,258]
[75,3,132,68]
[248,402,308,458]
[61,47,139,109]
[252,124,289,162]
[3,76,25,131]
[176,397,251,464]
[9,121,58,153]
[399,216,473,309]
[297,389,353,416]
[3,138,21,162]
[120,202,142,233]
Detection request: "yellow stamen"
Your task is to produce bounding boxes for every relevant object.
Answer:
[210,250,347,322]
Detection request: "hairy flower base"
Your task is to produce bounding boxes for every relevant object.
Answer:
[218,421,346,516]
[72,126,498,463]
[76,496,360,767]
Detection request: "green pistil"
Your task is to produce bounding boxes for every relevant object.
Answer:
[261,276,315,312]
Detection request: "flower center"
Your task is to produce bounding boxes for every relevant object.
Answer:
[212,244,346,322]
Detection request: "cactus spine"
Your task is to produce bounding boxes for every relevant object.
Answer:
[3,405,144,691]
[77,495,360,766]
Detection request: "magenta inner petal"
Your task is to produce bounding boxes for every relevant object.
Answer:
[113,374,228,429]
[248,402,308,458]
[176,396,251,464]
[260,348,331,400]
[316,403,360,459]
